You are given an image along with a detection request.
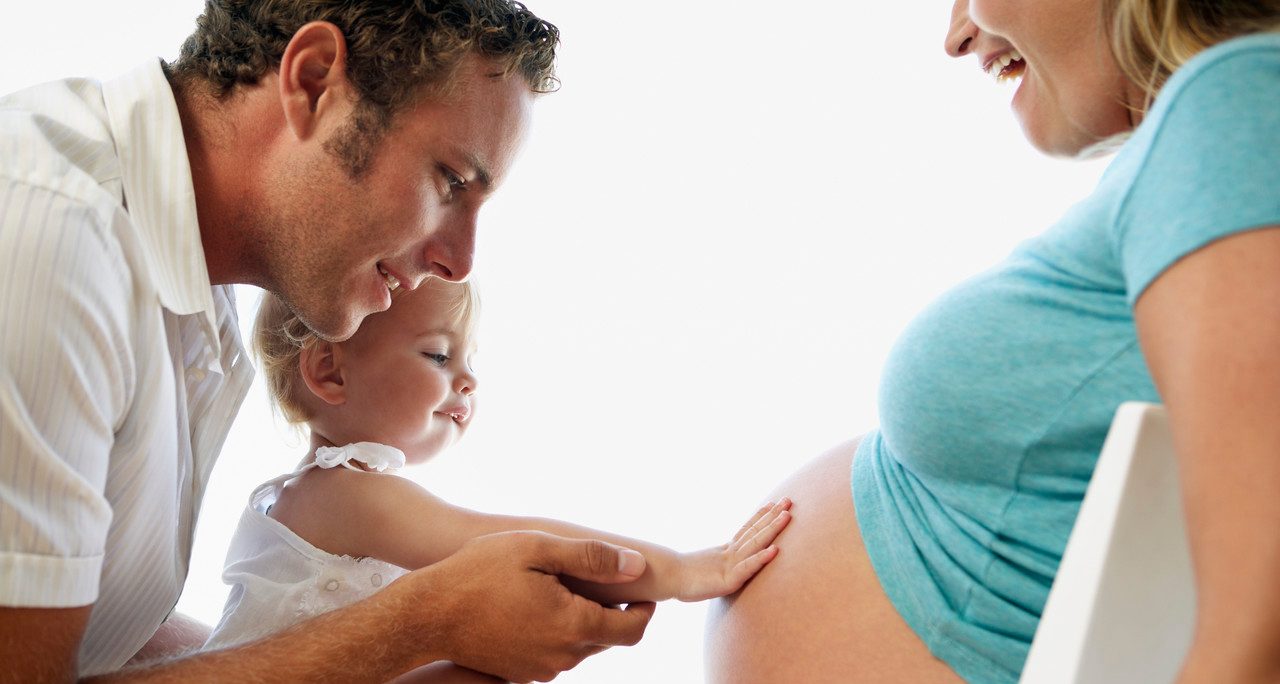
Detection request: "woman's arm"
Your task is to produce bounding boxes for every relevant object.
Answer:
[1133,226,1280,682]
[275,466,791,605]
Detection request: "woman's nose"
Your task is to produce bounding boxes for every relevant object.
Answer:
[945,0,978,57]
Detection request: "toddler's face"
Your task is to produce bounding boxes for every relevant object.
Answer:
[333,279,478,463]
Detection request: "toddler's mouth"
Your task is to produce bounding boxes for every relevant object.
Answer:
[439,406,470,424]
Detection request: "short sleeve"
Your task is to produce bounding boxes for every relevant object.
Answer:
[0,180,134,607]
[1116,36,1280,304]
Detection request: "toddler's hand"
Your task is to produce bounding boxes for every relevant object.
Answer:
[677,498,792,602]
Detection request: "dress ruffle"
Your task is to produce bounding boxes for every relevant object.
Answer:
[313,442,406,473]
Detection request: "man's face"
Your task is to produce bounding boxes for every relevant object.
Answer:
[264,55,534,341]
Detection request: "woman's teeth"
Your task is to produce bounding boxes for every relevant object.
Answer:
[990,49,1026,83]
[378,266,400,292]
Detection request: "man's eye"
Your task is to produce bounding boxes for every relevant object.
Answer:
[423,352,450,366]
[444,168,466,190]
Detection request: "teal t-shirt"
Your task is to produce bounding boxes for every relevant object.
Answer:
[852,33,1280,683]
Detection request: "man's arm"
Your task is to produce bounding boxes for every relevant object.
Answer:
[0,606,93,684]
[0,181,133,683]
[2,532,653,684]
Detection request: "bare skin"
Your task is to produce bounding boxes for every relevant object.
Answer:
[388,662,506,683]
[1133,227,1280,682]
[124,615,211,667]
[704,439,963,683]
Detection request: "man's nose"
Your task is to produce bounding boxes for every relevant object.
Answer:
[945,0,978,57]
[425,210,478,282]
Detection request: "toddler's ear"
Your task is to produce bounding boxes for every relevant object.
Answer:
[299,341,346,406]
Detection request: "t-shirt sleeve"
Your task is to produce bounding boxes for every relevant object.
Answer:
[1116,39,1280,305]
[0,180,134,608]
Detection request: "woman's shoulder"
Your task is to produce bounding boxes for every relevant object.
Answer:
[1178,32,1280,77]
[1152,32,1280,116]
[1110,32,1280,305]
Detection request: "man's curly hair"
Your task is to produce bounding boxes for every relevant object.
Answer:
[170,0,559,176]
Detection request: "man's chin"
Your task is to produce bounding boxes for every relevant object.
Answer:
[312,316,363,342]
[290,304,363,343]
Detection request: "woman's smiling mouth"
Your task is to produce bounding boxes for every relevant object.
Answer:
[986,49,1027,83]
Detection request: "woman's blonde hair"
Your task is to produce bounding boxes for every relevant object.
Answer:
[253,279,480,425]
[1107,0,1280,110]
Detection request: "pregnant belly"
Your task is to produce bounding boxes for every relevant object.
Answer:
[703,437,963,683]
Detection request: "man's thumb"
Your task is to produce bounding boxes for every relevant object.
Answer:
[540,536,647,583]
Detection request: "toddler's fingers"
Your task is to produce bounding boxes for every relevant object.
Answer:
[732,498,791,543]
[731,501,776,543]
[736,507,792,555]
[734,500,792,550]
[727,545,780,589]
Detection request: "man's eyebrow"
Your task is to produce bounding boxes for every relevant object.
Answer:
[463,151,493,190]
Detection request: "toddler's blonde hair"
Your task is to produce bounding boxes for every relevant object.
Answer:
[253,280,481,425]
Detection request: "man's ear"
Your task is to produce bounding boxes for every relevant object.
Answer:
[299,340,347,406]
[277,20,352,141]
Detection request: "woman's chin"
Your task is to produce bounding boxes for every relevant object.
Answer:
[1016,115,1090,159]
[1011,80,1078,157]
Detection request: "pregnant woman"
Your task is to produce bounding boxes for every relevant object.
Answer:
[706,1,1280,682]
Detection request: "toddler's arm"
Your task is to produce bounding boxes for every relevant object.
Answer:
[271,468,791,605]
[485,498,792,605]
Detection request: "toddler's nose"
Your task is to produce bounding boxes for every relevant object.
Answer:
[455,369,477,395]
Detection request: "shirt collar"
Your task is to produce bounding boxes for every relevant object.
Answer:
[101,59,221,358]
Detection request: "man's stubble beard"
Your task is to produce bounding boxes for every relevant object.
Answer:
[259,159,370,343]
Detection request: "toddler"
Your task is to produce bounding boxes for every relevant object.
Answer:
[203,278,791,682]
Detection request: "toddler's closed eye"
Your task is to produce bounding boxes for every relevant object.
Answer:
[422,352,450,366]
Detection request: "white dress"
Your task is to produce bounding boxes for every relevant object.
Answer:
[204,443,412,650]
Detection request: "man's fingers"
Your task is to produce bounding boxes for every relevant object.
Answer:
[581,600,657,648]
[531,534,647,583]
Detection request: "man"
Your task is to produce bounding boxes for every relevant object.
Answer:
[0,2,654,682]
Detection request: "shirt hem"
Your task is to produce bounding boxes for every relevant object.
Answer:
[0,551,102,607]
[852,437,1021,684]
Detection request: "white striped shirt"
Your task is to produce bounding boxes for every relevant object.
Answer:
[0,60,253,675]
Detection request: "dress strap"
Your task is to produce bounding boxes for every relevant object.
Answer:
[247,442,407,512]
[313,442,406,473]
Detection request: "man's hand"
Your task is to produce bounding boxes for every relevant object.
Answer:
[396,530,657,683]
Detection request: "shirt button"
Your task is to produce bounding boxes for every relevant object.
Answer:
[187,367,207,382]
[371,573,383,587]
[325,580,340,591]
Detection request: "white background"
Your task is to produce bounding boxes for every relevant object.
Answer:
[2,2,1109,681]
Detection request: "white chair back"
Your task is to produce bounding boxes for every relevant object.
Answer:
[1020,402,1195,683]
